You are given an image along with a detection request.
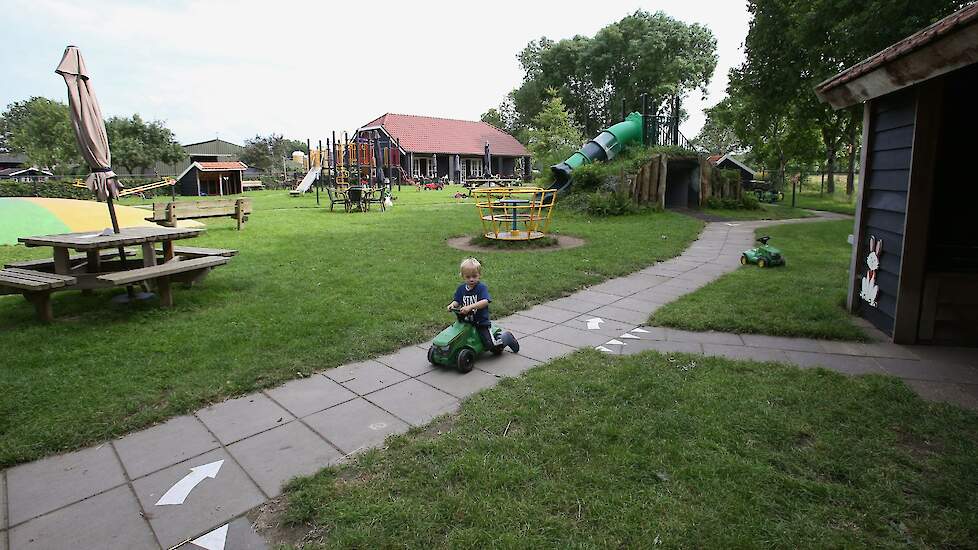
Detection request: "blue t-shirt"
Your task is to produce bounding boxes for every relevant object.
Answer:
[454,282,492,326]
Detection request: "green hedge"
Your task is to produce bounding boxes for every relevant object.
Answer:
[0,180,93,200]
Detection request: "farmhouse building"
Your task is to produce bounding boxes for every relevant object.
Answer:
[356,114,530,182]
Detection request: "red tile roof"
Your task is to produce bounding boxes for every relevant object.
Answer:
[706,154,722,164]
[196,161,247,171]
[817,3,978,95]
[362,113,529,157]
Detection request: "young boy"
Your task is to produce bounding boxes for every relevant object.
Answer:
[447,257,497,350]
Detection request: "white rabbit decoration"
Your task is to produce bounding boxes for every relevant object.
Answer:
[859,236,882,307]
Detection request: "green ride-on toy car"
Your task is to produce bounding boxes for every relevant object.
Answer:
[428,307,519,373]
[741,235,785,268]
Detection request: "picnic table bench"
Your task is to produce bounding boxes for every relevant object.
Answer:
[0,268,77,322]
[241,180,265,191]
[0,226,234,322]
[148,198,252,230]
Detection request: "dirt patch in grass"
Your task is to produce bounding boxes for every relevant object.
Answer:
[447,234,585,253]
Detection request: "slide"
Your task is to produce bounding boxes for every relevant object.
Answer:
[549,111,644,195]
[289,166,320,195]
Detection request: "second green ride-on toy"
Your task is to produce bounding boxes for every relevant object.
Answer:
[741,236,785,268]
[428,307,519,373]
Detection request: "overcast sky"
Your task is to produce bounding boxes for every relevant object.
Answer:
[0,0,749,146]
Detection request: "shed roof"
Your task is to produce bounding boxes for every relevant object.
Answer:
[197,161,247,171]
[711,154,756,176]
[361,113,529,157]
[816,3,978,108]
[0,167,53,177]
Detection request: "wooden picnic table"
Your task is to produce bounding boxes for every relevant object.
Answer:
[3,226,234,321]
[464,178,521,196]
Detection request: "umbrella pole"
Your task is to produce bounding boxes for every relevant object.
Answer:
[106,194,136,300]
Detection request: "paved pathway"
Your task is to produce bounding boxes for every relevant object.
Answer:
[3,212,976,550]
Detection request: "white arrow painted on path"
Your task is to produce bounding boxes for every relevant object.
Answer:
[606,339,626,346]
[156,460,224,506]
[189,523,228,550]
[586,317,605,330]
[631,328,649,334]
[620,333,640,340]
[595,346,614,353]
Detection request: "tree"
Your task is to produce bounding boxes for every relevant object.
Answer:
[105,114,184,175]
[480,93,526,142]
[733,0,967,195]
[525,88,584,170]
[507,11,717,137]
[693,98,742,155]
[0,97,81,171]
[240,134,307,173]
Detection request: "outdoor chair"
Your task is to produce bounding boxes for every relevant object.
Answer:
[326,186,348,212]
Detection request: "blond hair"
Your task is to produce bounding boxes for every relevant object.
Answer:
[459,257,482,276]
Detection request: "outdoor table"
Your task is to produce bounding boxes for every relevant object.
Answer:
[19,226,204,275]
[346,186,379,212]
[498,199,529,232]
[464,178,521,196]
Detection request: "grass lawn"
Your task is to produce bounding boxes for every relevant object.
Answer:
[651,220,866,340]
[0,187,702,467]
[794,190,857,216]
[702,203,814,221]
[280,350,978,548]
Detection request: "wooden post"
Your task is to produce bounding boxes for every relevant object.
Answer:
[157,276,173,307]
[53,248,70,275]
[141,242,157,267]
[163,240,175,263]
[235,199,244,230]
[26,292,53,322]
[166,203,178,227]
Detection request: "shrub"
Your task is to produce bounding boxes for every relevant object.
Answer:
[0,180,92,200]
[704,194,761,211]
[561,190,639,216]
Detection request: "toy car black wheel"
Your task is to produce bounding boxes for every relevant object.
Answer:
[758,258,767,268]
[456,348,475,373]
[501,331,519,353]
[490,344,504,356]
[740,255,748,265]
[427,346,437,365]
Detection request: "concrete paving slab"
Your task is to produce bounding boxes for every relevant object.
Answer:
[518,304,581,324]
[8,485,157,550]
[228,421,341,498]
[132,448,265,549]
[561,315,636,338]
[586,305,651,325]
[114,415,220,480]
[375,345,435,377]
[493,314,554,335]
[741,334,825,352]
[325,360,409,396]
[906,346,978,367]
[6,443,126,527]
[418,368,500,399]
[874,358,978,384]
[366,379,459,426]
[783,351,885,375]
[263,375,356,418]
[902,380,978,411]
[474,353,542,378]
[304,398,410,455]
[546,296,600,314]
[196,393,295,446]
[620,339,703,356]
[631,287,689,303]
[702,343,789,363]
[580,280,629,297]
[605,296,664,315]
[506,336,577,363]
[665,328,744,346]
[568,289,623,306]
[176,516,269,550]
[534,324,610,348]
[585,277,656,296]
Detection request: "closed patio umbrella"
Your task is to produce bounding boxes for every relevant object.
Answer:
[484,141,492,177]
[56,45,136,299]
[55,45,123,230]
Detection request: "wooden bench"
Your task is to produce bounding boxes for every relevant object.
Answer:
[97,256,230,307]
[0,268,77,322]
[241,180,265,191]
[5,250,134,271]
[148,198,252,230]
[165,246,238,260]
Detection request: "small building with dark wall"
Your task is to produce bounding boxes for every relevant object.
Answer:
[816,3,978,345]
[175,161,248,196]
[0,167,53,183]
[356,113,530,182]
[707,153,756,186]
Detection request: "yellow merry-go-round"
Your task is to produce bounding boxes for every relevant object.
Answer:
[472,187,558,241]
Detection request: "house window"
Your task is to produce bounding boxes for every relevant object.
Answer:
[467,159,482,178]
[413,156,437,178]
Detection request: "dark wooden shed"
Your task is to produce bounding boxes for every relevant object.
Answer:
[816,3,978,346]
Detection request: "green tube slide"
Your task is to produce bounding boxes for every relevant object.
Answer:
[550,111,644,194]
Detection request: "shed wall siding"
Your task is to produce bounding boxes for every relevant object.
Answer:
[858,89,915,335]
